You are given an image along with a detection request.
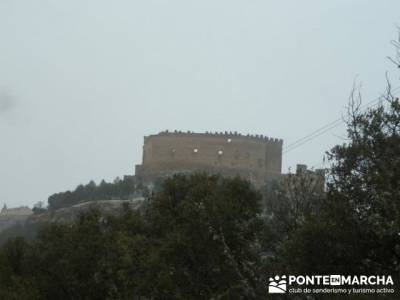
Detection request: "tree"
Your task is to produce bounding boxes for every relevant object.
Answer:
[32,201,46,214]
[47,175,145,210]
[0,174,266,299]
[143,173,265,299]
[273,74,400,278]
[325,82,400,274]
[261,167,326,274]
[0,237,39,299]
[263,34,400,280]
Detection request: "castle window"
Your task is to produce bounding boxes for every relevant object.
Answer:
[193,148,198,153]
[218,150,223,155]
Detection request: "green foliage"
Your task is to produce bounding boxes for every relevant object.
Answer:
[144,174,264,299]
[0,238,40,299]
[48,176,147,210]
[326,90,400,274]
[0,174,264,299]
[0,222,42,246]
[262,87,400,281]
[30,209,149,299]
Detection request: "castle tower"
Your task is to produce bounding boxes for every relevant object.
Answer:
[135,131,283,187]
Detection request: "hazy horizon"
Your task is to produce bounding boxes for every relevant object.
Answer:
[1,1,400,207]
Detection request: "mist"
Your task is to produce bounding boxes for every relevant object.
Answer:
[1,0,400,207]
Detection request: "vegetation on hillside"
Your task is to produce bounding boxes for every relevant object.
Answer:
[262,84,400,278]
[0,174,266,299]
[47,176,148,210]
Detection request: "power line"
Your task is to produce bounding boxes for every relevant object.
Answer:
[283,119,343,154]
[283,86,400,154]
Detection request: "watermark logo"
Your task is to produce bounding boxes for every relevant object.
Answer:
[268,275,287,293]
[330,275,341,285]
[267,274,395,295]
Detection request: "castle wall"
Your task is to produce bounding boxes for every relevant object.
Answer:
[136,131,283,186]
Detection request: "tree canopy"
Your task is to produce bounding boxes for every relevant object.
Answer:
[0,174,265,299]
[48,176,147,210]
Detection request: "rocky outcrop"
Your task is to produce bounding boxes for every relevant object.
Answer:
[29,198,145,224]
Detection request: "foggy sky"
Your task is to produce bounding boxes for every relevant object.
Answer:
[1,1,399,207]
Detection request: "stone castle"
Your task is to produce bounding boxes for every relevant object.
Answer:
[135,130,283,187]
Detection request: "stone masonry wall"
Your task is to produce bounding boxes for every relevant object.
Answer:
[135,131,283,187]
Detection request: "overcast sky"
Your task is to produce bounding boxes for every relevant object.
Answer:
[1,1,399,207]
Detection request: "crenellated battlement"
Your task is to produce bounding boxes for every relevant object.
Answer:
[152,130,284,144]
[137,130,283,187]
